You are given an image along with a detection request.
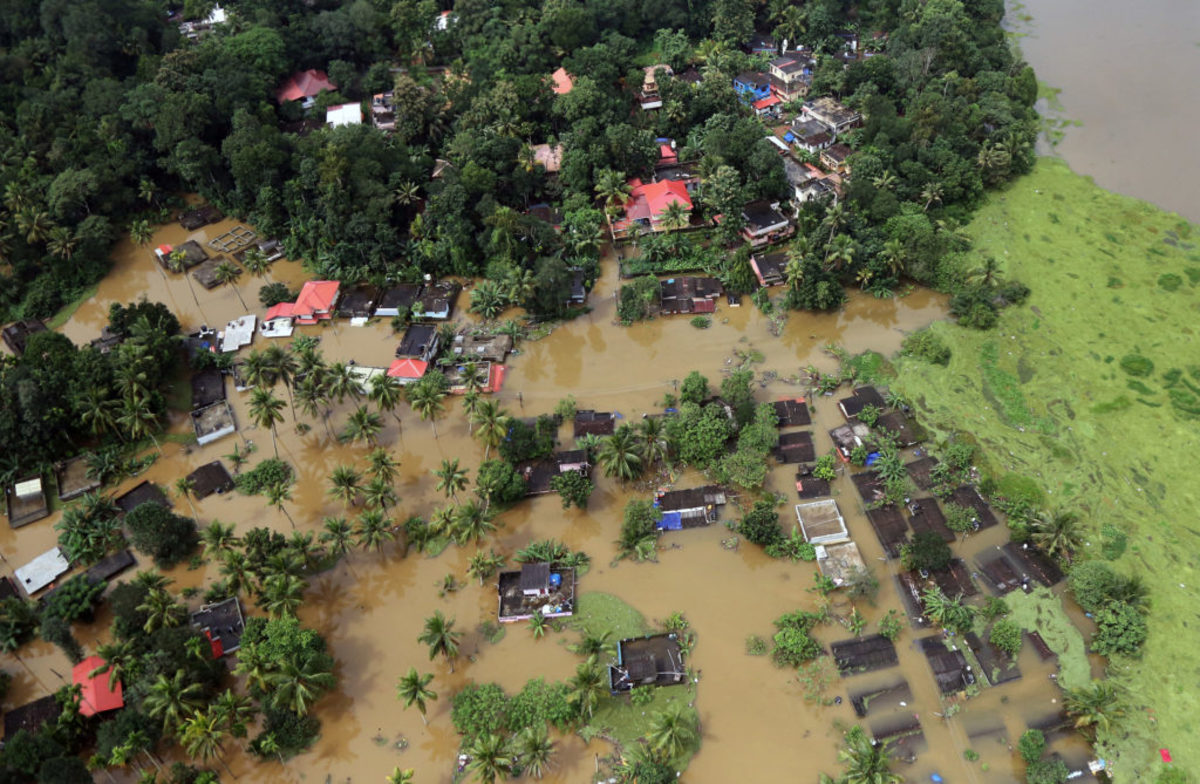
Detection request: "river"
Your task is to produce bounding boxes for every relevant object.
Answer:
[1011,0,1200,222]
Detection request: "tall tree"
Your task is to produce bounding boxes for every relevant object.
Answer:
[213,260,247,310]
[418,611,461,672]
[328,465,363,508]
[435,458,469,501]
[248,388,286,457]
[395,667,437,725]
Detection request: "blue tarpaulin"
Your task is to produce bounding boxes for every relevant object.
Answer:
[783,132,796,143]
[865,452,882,466]
[657,511,683,531]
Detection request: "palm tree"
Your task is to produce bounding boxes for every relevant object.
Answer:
[138,588,186,633]
[325,361,360,403]
[248,388,286,457]
[572,630,615,658]
[144,670,203,735]
[471,280,509,321]
[386,768,415,784]
[920,181,944,211]
[266,481,297,529]
[328,465,363,508]
[568,657,605,720]
[117,390,161,452]
[262,573,307,619]
[241,350,274,390]
[594,168,632,225]
[358,474,395,510]
[242,248,272,280]
[466,549,506,585]
[461,389,482,433]
[366,447,400,484]
[418,611,462,672]
[597,425,643,481]
[164,248,203,311]
[181,708,235,779]
[91,640,136,690]
[214,260,247,310]
[219,550,254,596]
[408,377,448,437]
[296,374,333,438]
[369,373,406,425]
[879,238,906,278]
[470,400,510,459]
[658,200,690,232]
[270,658,336,715]
[1064,681,1125,738]
[435,458,469,501]
[213,688,256,737]
[430,505,457,538]
[264,344,300,412]
[466,732,513,784]
[320,516,355,561]
[79,387,120,439]
[130,219,154,245]
[174,477,198,517]
[395,667,437,725]
[1030,509,1082,562]
[458,361,487,396]
[967,255,1002,288]
[637,417,670,466]
[824,233,856,272]
[821,201,848,244]
[343,405,384,446]
[871,170,898,191]
[201,521,240,561]
[646,704,698,763]
[836,725,902,784]
[453,500,496,545]
[355,508,395,554]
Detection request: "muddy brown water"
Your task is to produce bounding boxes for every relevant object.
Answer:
[3,217,1094,782]
[1011,0,1200,222]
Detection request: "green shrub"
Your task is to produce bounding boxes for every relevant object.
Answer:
[506,678,573,732]
[745,634,769,655]
[813,453,838,481]
[1068,560,1122,613]
[451,683,509,740]
[1025,758,1069,784]
[857,404,881,427]
[739,500,783,547]
[1119,354,1155,377]
[1018,729,1046,764]
[235,458,293,495]
[125,503,198,569]
[901,532,952,572]
[989,618,1022,657]
[689,316,711,329]
[251,707,321,758]
[771,610,824,666]
[631,685,655,706]
[1091,601,1147,656]
[1158,273,1183,292]
[901,329,952,366]
[41,577,106,623]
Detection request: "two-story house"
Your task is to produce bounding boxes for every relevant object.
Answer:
[801,97,863,137]
[768,57,812,102]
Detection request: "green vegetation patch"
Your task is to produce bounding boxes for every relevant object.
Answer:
[571,592,652,642]
[1004,588,1090,690]
[893,159,1200,778]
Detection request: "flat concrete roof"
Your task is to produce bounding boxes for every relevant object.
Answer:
[16,547,70,596]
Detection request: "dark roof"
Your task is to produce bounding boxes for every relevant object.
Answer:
[190,597,245,654]
[949,486,999,529]
[556,449,588,467]
[866,506,909,558]
[519,562,551,592]
[831,634,897,675]
[397,323,439,358]
[191,367,226,409]
[677,67,703,84]
[742,201,789,232]
[876,411,922,446]
[657,485,724,512]
[0,575,17,600]
[772,398,812,427]
[190,257,227,289]
[838,386,887,420]
[84,550,137,584]
[659,276,722,302]
[754,252,788,285]
[796,476,831,499]
[517,458,557,496]
[179,205,223,230]
[905,457,939,490]
[338,285,378,318]
[770,57,808,75]
[609,633,686,692]
[162,240,209,269]
[4,695,62,737]
[574,410,616,438]
[931,558,978,598]
[823,143,853,163]
[569,269,586,302]
[734,71,769,89]
[54,456,101,502]
[115,481,170,515]
[1002,542,1064,587]
[965,630,1022,685]
[907,498,954,543]
[376,283,423,314]
[850,470,886,504]
[419,281,460,319]
[2,320,47,355]
[773,431,815,463]
[187,461,234,500]
[977,550,1023,594]
[917,636,974,695]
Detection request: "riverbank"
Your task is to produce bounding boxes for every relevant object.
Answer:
[894,156,1200,781]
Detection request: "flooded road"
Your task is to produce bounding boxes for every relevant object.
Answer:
[2,216,1093,782]
[1011,0,1200,221]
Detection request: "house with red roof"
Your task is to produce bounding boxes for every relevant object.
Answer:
[73,656,124,717]
[550,67,574,95]
[387,358,429,384]
[611,178,693,239]
[264,281,341,327]
[276,69,336,108]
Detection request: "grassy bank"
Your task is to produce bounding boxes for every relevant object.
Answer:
[892,157,1199,781]
[45,283,98,329]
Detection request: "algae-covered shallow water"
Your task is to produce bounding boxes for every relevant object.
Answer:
[895,157,1200,781]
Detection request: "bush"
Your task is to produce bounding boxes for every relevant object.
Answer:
[235,458,293,495]
[498,415,557,463]
[1119,354,1154,377]
[1068,560,1122,614]
[771,610,824,667]
[550,470,593,510]
[1025,758,1069,784]
[989,618,1022,657]
[258,282,295,308]
[901,329,952,366]
[813,453,837,481]
[1018,729,1046,764]
[1091,601,1147,656]
[996,279,1031,305]
[451,683,509,740]
[689,315,711,328]
[507,678,573,732]
[679,371,709,405]
[617,276,659,323]
[617,500,661,561]
[251,707,321,758]
[738,501,783,547]
[476,459,528,507]
[944,502,976,535]
[41,576,106,623]
[125,503,198,569]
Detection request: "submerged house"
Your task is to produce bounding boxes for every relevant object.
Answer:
[386,358,428,385]
[396,323,441,363]
[192,402,236,446]
[264,280,341,327]
[186,462,235,500]
[374,283,423,318]
[659,276,722,315]
[452,332,513,364]
[738,201,793,247]
[6,476,49,529]
[795,499,850,545]
[55,457,100,502]
[416,281,460,320]
[73,656,125,717]
[574,410,616,438]
[654,485,727,530]
[519,449,592,495]
[497,564,575,622]
[608,634,686,693]
[338,285,378,322]
[190,597,246,657]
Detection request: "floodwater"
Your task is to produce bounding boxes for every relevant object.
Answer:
[3,215,1091,782]
[1011,0,1200,221]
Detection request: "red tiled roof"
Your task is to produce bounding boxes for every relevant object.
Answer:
[73,656,124,717]
[636,180,692,218]
[551,67,573,95]
[263,302,295,321]
[387,358,428,379]
[753,95,782,110]
[291,281,340,318]
[276,69,336,104]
